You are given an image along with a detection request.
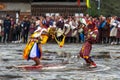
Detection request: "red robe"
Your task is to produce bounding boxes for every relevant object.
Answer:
[79,23,99,64]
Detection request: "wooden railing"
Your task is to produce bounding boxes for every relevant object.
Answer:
[31,2,87,16]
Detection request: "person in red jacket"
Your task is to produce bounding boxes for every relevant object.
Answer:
[79,21,99,68]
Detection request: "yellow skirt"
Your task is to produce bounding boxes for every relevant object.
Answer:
[23,34,48,60]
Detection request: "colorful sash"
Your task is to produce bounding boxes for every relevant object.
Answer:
[23,41,35,60]
[23,42,42,60]
[23,32,48,60]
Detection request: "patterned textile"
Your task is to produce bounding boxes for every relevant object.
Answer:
[23,42,42,60]
[79,41,92,59]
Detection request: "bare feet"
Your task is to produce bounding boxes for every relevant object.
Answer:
[32,57,40,66]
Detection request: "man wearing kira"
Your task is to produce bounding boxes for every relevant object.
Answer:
[78,20,99,68]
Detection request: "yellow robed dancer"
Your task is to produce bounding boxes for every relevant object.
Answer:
[23,25,66,66]
[23,25,48,66]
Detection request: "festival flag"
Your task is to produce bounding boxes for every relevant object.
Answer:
[77,0,80,7]
[86,0,91,8]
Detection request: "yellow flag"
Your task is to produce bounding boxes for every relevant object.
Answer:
[86,0,91,8]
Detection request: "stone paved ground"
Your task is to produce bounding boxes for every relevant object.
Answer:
[0,43,120,80]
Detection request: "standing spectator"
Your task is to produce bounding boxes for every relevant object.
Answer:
[49,16,54,27]
[23,17,31,43]
[79,13,87,26]
[16,22,22,41]
[116,23,120,45]
[30,16,36,24]
[20,18,25,43]
[9,17,15,42]
[103,17,111,44]
[45,16,50,28]
[3,15,11,43]
[78,20,85,43]
[12,24,17,42]
[98,16,107,43]
[64,17,71,43]
[70,17,78,43]
[79,14,87,43]
[29,23,36,35]
[0,21,2,42]
[110,16,118,44]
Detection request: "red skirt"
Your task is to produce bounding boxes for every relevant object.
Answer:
[79,41,92,59]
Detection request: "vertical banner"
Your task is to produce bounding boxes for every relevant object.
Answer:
[86,0,91,8]
[97,0,100,10]
[97,0,101,15]
[77,0,80,7]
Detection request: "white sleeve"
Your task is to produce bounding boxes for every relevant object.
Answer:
[82,18,87,26]
[33,28,47,38]
[34,26,41,32]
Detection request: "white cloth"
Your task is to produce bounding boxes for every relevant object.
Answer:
[110,19,119,27]
[35,26,42,32]
[110,27,117,37]
[34,27,47,38]
[72,30,77,37]
[29,43,37,58]
[57,28,64,37]
[36,20,40,26]
[80,18,87,26]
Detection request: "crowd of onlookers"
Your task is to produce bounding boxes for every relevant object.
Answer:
[0,14,120,45]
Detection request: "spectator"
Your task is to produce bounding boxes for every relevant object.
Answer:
[3,15,11,43]
[29,23,36,35]
[110,16,118,45]
[116,22,120,44]
[16,22,22,41]
[9,17,15,42]
[12,24,17,42]
[0,22,2,42]
[23,17,31,43]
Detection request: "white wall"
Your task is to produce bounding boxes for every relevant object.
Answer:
[2,3,31,12]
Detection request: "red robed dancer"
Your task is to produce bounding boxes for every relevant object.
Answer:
[78,21,99,68]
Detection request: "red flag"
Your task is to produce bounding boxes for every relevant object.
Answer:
[77,0,80,7]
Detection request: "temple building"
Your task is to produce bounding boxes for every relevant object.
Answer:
[0,0,86,21]
[31,0,86,16]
